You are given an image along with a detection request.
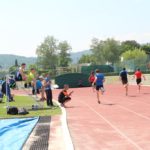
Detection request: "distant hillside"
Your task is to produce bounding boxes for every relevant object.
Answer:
[0,54,37,69]
[70,49,92,64]
[0,50,92,69]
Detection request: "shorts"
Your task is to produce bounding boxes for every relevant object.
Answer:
[136,78,141,85]
[96,85,104,91]
[122,79,128,85]
[58,96,71,104]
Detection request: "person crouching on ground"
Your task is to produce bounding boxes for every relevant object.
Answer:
[58,84,73,108]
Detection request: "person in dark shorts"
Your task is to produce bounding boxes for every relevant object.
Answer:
[133,68,146,93]
[43,74,53,107]
[119,68,128,96]
[93,69,105,104]
[58,84,73,108]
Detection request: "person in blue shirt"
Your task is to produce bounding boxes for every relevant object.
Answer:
[119,68,128,96]
[93,69,105,104]
[43,74,53,107]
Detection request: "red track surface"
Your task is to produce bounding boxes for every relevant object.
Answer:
[53,85,150,150]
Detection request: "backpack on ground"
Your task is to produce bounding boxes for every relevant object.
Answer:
[7,106,18,115]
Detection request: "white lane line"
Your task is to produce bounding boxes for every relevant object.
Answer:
[117,105,150,121]
[54,100,74,150]
[106,98,150,121]
[81,101,143,150]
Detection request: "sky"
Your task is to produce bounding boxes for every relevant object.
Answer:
[0,0,150,57]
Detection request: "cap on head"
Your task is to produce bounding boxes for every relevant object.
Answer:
[39,75,44,79]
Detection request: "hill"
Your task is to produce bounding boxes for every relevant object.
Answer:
[70,49,92,64]
[0,50,92,69]
[0,54,36,69]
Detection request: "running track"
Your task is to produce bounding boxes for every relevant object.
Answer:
[53,85,150,150]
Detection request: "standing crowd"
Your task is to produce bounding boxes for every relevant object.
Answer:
[15,63,54,107]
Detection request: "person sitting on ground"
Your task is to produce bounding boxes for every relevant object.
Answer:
[58,84,73,108]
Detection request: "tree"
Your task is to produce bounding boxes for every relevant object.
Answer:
[36,36,58,70]
[141,43,150,54]
[121,40,140,53]
[91,38,121,65]
[58,41,72,67]
[15,59,18,67]
[121,48,147,70]
[90,38,105,64]
[78,54,95,64]
[122,48,147,61]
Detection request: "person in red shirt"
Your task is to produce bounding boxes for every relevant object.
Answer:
[133,68,146,93]
[88,71,96,92]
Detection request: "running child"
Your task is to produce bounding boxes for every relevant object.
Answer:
[88,71,96,92]
[93,69,105,104]
[119,68,128,96]
[133,68,146,93]
[58,84,73,108]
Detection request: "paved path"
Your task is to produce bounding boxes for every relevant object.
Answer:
[53,85,150,150]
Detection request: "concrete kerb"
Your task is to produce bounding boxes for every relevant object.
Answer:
[51,100,74,150]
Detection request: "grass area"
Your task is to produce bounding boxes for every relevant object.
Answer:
[0,95,61,118]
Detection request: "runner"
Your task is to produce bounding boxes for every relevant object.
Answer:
[88,71,96,92]
[93,69,105,104]
[119,68,128,96]
[133,68,146,93]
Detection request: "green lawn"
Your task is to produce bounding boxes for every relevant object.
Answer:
[0,95,61,118]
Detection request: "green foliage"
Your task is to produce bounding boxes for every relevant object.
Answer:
[121,40,140,53]
[121,48,148,71]
[78,54,95,64]
[91,38,121,65]
[81,65,114,75]
[141,43,150,54]
[0,96,61,118]
[9,65,17,73]
[36,36,58,70]
[58,41,72,67]
[122,48,147,61]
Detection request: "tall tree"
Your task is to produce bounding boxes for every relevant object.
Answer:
[121,48,147,67]
[78,54,95,64]
[36,36,58,70]
[58,41,72,67]
[15,59,18,67]
[91,38,121,65]
[141,43,150,54]
[121,40,140,53]
[90,38,105,64]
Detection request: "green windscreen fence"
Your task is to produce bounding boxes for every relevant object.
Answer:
[55,73,90,89]
[81,65,114,75]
